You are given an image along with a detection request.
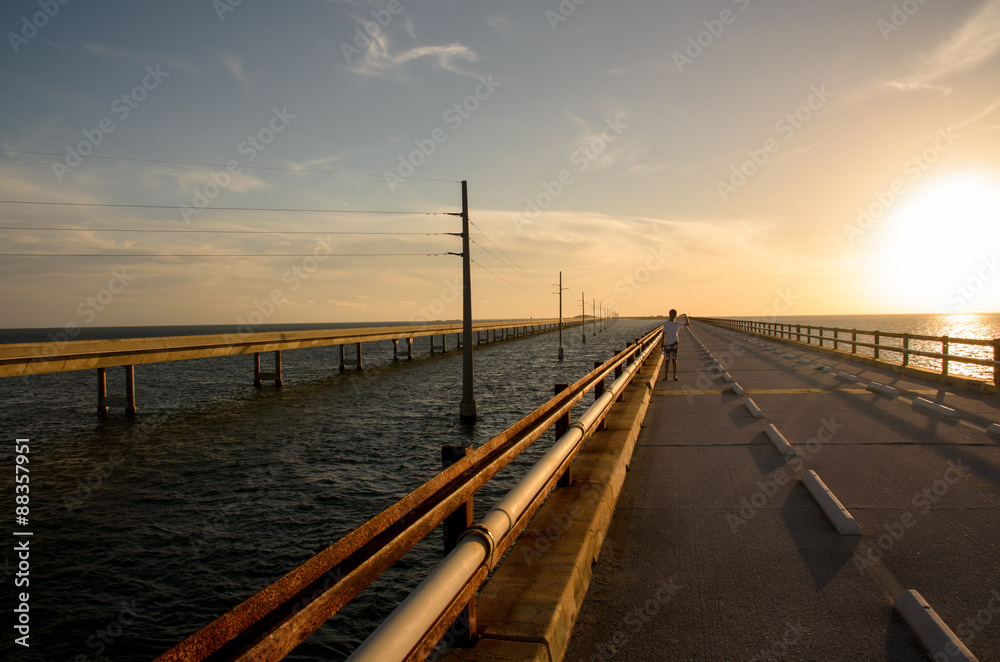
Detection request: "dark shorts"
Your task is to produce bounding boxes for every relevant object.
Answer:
[663,342,678,360]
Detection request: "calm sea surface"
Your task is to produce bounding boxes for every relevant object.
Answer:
[0,318,658,661]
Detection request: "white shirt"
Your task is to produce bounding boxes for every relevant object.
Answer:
[662,319,684,345]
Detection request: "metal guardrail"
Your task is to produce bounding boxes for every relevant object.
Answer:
[697,317,1000,386]
[155,325,662,661]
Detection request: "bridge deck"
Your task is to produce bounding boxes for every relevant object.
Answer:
[566,322,1000,661]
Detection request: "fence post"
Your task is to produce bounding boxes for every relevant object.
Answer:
[902,334,910,367]
[851,330,857,354]
[441,444,476,645]
[594,361,608,429]
[994,339,1000,387]
[554,384,572,486]
[874,331,881,359]
[942,336,950,375]
[796,325,801,343]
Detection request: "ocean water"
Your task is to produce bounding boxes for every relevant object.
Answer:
[0,318,656,661]
[733,313,1000,381]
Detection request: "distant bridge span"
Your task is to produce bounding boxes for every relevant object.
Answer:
[0,317,595,414]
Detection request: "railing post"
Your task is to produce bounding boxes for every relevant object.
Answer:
[851,329,857,354]
[441,444,476,646]
[796,325,801,342]
[902,334,910,367]
[942,336,950,375]
[594,361,607,430]
[874,331,880,360]
[994,339,1000,387]
[554,384,572,487]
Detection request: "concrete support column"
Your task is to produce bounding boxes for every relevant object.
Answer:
[407,337,413,360]
[339,345,347,371]
[97,367,108,417]
[125,365,136,416]
[355,343,363,370]
[392,339,399,361]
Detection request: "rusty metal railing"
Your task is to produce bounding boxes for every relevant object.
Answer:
[155,325,662,661]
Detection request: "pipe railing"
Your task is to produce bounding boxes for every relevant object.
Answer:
[697,317,1000,386]
[155,325,662,661]
[347,328,661,661]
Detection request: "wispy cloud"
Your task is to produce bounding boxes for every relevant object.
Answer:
[487,15,519,46]
[872,0,1000,95]
[328,299,368,309]
[342,14,478,78]
[220,50,250,90]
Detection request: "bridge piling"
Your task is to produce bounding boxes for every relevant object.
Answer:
[253,351,283,387]
[97,365,137,416]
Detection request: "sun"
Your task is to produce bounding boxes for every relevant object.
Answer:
[867,172,1000,312]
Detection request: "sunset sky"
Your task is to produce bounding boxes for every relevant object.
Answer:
[2,0,999,328]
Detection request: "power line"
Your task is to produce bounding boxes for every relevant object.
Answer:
[0,252,453,258]
[470,236,547,287]
[471,259,549,296]
[0,200,449,214]
[0,149,459,184]
[467,188,547,286]
[0,226,452,236]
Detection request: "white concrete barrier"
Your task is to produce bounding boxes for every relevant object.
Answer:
[764,424,796,457]
[744,398,764,419]
[912,397,959,419]
[867,382,899,397]
[893,590,979,662]
[801,471,862,535]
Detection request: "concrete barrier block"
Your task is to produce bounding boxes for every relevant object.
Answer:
[730,383,746,396]
[988,423,1000,440]
[867,382,899,397]
[912,397,959,419]
[764,424,796,457]
[801,471,862,535]
[893,589,979,662]
[744,398,765,419]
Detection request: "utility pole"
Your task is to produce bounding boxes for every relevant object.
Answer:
[459,180,477,423]
[555,271,566,360]
[592,299,596,336]
[581,292,586,344]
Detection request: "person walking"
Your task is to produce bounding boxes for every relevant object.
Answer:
[662,309,690,381]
